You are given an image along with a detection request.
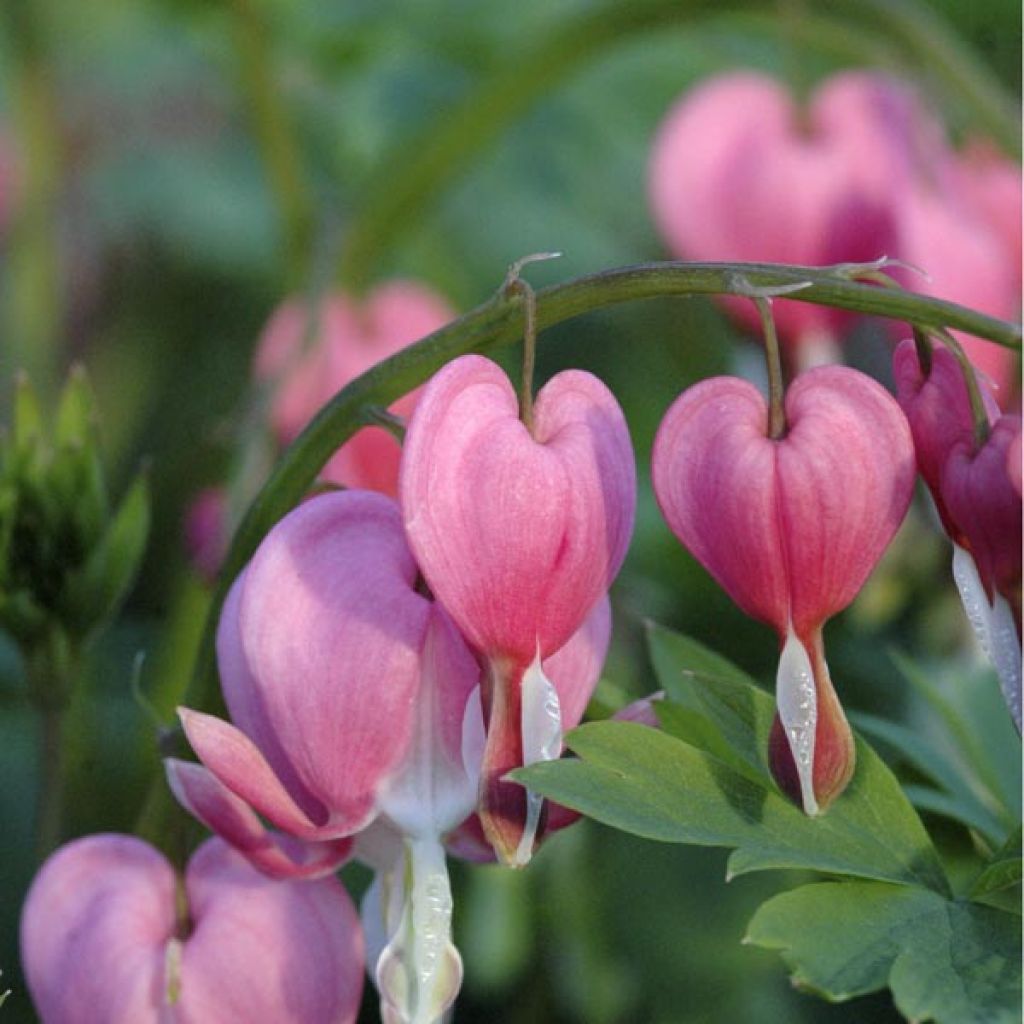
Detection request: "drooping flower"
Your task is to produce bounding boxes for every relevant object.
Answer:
[255,281,455,494]
[21,834,363,1023]
[893,338,1021,727]
[168,489,483,1024]
[400,354,635,865]
[652,366,915,813]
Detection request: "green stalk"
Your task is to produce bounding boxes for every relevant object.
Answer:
[230,0,314,287]
[26,628,78,860]
[2,0,64,396]
[336,0,1020,288]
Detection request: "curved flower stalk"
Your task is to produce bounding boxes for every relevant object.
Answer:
[652,367,915,814]
[894,339,1022,729]
[256,281,455,494]
[167,489,483,1024]
[648,71,926,363]
[20,834,363,1023]
[400,354,635,865]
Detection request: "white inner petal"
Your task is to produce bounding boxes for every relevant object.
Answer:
[952,544,1022,732]
[776,625,819,817]
[514,649,563,866]
[374,837,462,1024]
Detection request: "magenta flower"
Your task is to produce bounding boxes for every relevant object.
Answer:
[255,281,455,494]
[893,339,1020,727]
[648,71,923,361]
[21,834,363,1023]
[168,489,483,1023]
[652,367,915,813]
[400,354,635,864]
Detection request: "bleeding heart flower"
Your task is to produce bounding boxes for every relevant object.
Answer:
[401,354,635,865]
[168,489,483,1024]
[648,71,928,361]
[892,336,1021,727]
[892,338,999,543]
[255,281,454,495]
[652,366,915,813]
[20,834,363,1023]
[941,415,1023,729]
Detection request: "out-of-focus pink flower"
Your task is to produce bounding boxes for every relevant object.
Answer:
[21,834,363,1023]
[255,281,455,494]
[947,140,1023,295]
[401,354,635,865]
[184,487,227,584]
[652,367,915,813]
[169,489,482,1023]
[892,187,1019,402]
[648,71,925,358]
[445,596,613,862]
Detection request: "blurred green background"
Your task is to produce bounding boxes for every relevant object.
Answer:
[0,0,1019,1021]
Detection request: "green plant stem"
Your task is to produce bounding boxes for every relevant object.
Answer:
[756,298,787,439]
[231,0,314,287]
[26,629,77,860]
[2,0,64,396]
[336,0,1020,288]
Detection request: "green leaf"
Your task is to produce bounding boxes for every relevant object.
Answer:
[851,712,1009,846]
[516,719,949,893]
[645,621,774,779]
[12,374,43,452]
[970,828,1023,901]
[55,364,97,448]
[60,472,150,637]
[746,881,1021,1024]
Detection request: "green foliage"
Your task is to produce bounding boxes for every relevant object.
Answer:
[746,882,1021,1023]
[515,623,1022,1022]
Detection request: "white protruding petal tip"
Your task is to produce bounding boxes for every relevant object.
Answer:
[776,627,819,817]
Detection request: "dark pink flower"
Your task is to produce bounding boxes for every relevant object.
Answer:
[652,367,915,812]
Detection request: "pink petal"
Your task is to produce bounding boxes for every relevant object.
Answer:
[892,338,999,543]
[21,835,173,1023]
[653,368,915,640]
[165,759,352,880]
[941,415,1023,607]
[543,593,612,733]
[178,708,329,837]
[234,491,429,834]
[176,838,364,1023]
[401,355,635,665]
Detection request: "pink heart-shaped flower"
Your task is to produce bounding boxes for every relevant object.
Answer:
[21,835,363,1023]
[652,366,915,812]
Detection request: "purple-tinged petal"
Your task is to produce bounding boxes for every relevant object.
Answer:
[165,759,352,880]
